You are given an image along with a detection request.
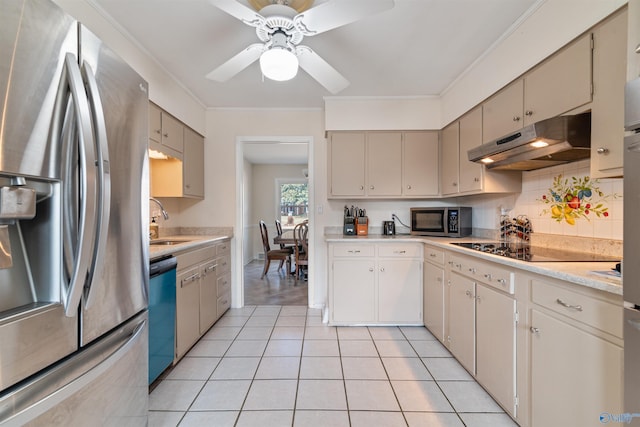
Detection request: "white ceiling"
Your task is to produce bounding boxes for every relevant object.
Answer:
[90,0,540,110]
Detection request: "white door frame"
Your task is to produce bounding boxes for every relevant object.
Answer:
[234,136,315,308]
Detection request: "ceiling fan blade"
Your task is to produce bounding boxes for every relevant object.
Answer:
[206,43,265,82]
[296,46,349,94]
[208,0,265,27]
[295,0,394,36]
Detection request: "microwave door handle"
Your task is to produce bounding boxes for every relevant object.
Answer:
[59,53,98,317]
[80,61,111,310]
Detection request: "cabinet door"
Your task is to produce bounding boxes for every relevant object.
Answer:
[176,266,201,360]
[423,262,445,341]
[199,261,217,334]
[149,103,162,144]
[524,33,592,126]
[530,309,623,427]
[458,107,483,193]
[183,127,205,198]
[403,131,439,196]
[441,122,459,196]
[476,284,516,416]
[161,111,184,153]
[448,272,475,374]
[368,132,402,196]
[331,259,375,323]
[591,9,627,178]
[482,80,524,143]
[378,259,422,323]
[329,132,366,197]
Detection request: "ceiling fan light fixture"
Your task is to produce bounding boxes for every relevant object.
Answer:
[260,46,299,81]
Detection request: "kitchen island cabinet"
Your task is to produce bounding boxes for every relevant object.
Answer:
[329,242,423,325]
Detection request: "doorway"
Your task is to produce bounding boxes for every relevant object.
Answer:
[234,137,314,308]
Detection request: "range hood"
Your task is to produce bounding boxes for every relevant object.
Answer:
[467,112,591,171]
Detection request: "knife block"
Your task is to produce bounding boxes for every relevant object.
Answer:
[356,216,368,236]
[343,216,355,235]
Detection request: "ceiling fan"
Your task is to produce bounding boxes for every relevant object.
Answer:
[206,0,395,94]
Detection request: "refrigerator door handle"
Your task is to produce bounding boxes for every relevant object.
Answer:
[628,319,640,331]
[626,140,640,152]
[57,53,98,317]
[80,61,111,310]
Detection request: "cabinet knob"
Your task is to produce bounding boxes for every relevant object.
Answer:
[596,147,609,155]
[512,116,521,122]
[429,253,437,258]
[360,185,364,190]
[370,185,375,190]
[163,133,169,138]
[468,267,476,274]
[452,182,457,187]
[437,277,442,283]
[484,273,492,281]
[497,278,506,285]
[635,43,640,54]
[369,267,374,272]
[525,110,534,117]
[474,177,480,182]
[380,267,385,272]
[155,129,161,135]
[465,290,473,297]
[530,326,540,334]
[407,184,412,189]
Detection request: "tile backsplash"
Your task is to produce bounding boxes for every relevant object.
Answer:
[466,159,623,241]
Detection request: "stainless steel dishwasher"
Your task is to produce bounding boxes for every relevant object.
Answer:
[148,256,177,384]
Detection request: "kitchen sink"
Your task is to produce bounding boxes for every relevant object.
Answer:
[150,239,192,246]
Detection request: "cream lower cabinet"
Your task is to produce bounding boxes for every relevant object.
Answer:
[526,276,623,427]
[423,245,446,342]
[447,270,476,374]
[175,240,232,362]
[329,242,422,325]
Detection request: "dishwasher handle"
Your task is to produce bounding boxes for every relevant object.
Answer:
[150,256,177,278]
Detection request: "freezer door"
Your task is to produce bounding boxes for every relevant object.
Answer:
[78,26,149,346]
[0,312,148,426]
[0,0,76,179]
[624,307,640,426]
[625,132,640,305]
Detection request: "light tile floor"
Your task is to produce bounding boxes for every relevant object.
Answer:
[149,306,519,427]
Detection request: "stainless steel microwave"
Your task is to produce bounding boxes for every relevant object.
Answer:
[410,207,472,237]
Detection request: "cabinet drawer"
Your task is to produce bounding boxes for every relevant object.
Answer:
[332,244,375,257]
[531,279,622,338]
[217,273,231,297]
[217,292,231,315]
[178,265,200,289]
[424,246,445,266]
[450,254,514,294]
[217,254,231,273]
[216,240,230,255]
[177,245,216,271]
[378,244,422,258]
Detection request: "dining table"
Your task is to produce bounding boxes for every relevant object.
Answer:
[273,230,297,246]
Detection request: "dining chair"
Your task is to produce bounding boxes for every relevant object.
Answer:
[275,219,294,272]
[259,220,292,279]
[293,221,309,281]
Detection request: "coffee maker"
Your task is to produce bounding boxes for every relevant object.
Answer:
[383,220,395,235]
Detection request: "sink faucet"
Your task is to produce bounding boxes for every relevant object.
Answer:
[149,197,169,220]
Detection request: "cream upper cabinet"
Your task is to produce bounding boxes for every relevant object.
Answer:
[328,131,438,198]
[160,111,184,154]
[483,33,592,143]
[441,122,459,196]
[149,103,184,159]
[149,102,162,144]
[367,132,402,196]
[183,127,205,198]
[523,33,592,126]
[482,80,524,144]
[458,107,484,193]
[403,131,439,196]
[591,8,628,178]
[442,110,521,196]
[328,132,366,197]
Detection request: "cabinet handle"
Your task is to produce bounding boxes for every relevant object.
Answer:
[452,182,458,187]
[369,267,374,272]
[454,263,461,269]
[512,116,521,122]
[154,129,161,135]
[556,298,583,311]
[484,273,492,281]
[380,267,385,272]
[468,267,476,274]
[185,184,191,189]
[525,110,534,117]
[635,43,640,54]
[448,261,454,265]
[347,250,361,254]
[497,278,506,285]
[163,132,169,137]
[181,273,200,287]
[429,253,437,258]
[530,326,540,334]
[221,299,228,305]
[465,290,473,297]
[596,147,609,155]
[393,250,407,254]
[474,177,480,182]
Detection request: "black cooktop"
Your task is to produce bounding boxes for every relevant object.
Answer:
[450,242,620,262]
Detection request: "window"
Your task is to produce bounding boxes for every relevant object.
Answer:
[278,181,308,229]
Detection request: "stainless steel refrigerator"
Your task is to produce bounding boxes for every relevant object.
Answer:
[625,76,640,426]
[0,0,149,425]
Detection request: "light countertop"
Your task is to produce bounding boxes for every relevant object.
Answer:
[325,234,622,296]
[149,234,232,261]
